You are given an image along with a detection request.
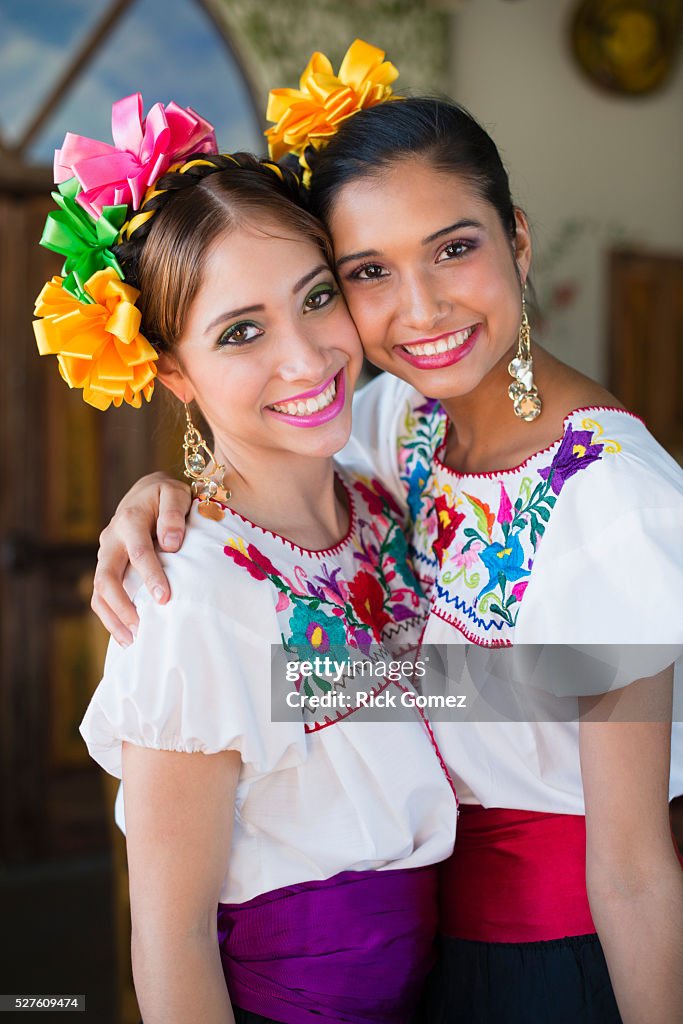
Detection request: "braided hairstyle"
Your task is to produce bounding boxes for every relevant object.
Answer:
[113,152,332,352]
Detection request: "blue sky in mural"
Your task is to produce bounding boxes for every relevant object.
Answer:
[0,0,263,164]
[0,0,105,144]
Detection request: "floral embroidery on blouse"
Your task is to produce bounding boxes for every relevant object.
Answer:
[222,476,425,699]
[430,417,621,642]
[382,403,623,644]
[396,396,447,577]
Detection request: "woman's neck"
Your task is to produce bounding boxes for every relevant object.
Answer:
[439,346,619,475]
[211,446,348,551]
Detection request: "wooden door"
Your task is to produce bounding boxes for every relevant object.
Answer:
[0,191,181,863]
[608,249,683,463]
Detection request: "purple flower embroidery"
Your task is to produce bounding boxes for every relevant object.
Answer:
[313,564,347,602]
[354,628,373,655]
[414,397,440,416]
[538,425,603,495]
[353,525,379,568]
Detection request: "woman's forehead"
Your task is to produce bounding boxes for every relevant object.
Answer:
[328,165,492,245]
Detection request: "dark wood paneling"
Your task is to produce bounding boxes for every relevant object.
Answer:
[0,193,182,863]
[608,249,683,462]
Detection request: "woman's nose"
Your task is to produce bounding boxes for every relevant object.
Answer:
[399,273,451,333]
[277,330,331,383]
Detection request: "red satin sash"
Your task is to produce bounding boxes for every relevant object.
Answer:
[439,805,596,943]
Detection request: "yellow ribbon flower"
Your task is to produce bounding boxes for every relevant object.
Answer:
[33,268,158,410]
[265,39,399,172]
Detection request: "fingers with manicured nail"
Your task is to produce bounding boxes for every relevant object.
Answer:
[92,473,190,636]
[91,589,134,647]
[158,482,192,551]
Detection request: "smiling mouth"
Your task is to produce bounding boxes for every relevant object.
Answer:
[268,374,339,417]
[401,325,476,356]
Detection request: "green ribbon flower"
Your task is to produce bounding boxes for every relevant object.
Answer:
[39,178,128,303]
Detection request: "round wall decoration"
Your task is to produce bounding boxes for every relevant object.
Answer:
[570,0,683,95]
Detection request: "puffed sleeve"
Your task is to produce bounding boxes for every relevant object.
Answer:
[80,593,306,778]
[515,423,683,693]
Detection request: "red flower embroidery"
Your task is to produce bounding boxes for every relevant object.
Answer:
[432,495,466,567]
[349,570,391,641]
[223,543,282,581]
[353,478,403,518]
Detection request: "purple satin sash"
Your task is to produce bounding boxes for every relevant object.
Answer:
[217,865,438,1024]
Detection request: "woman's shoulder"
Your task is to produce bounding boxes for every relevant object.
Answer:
[515,399,683,644]
[555,405,683,513]
[533,354,682,507]
[124,501,281,626]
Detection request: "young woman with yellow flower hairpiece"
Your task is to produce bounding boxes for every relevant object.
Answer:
[35,93,462,1024]
[91,41,683,1024]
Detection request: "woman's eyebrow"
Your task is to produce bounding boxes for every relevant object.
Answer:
[335,220,486,268]
[203,264,329,334]
[204,305,265,334]
[423,219,484,244]
[292,264,328,294]
[336,249,379,269]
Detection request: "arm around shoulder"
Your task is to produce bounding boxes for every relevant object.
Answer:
[92,472,192,645]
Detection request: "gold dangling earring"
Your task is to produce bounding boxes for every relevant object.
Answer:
[508,288,542,422]
[182,403,231,521]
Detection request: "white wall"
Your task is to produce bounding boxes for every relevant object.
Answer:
[450,0,683,381]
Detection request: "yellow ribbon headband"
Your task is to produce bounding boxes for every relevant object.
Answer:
[265,39,400,183]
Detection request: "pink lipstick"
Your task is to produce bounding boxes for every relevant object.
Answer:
[266,369,346,428]
[398,324,480,370]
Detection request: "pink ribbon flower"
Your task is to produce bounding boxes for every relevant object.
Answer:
[54,93,217,218]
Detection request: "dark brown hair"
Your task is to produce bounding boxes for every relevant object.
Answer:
[308,98,517,241]
[114,153,332,352]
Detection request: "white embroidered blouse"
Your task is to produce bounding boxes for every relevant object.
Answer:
[80,468,457,903]
[340,373,683,813]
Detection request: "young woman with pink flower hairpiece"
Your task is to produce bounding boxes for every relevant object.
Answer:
[35,92,460,1024]
[91,41,683,1024]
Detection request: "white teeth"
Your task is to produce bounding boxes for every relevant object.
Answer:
[403,325,475,357]
[270,378,338,416]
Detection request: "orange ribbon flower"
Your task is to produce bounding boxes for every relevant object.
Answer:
[33,268,157,410]
[265,39,399,172]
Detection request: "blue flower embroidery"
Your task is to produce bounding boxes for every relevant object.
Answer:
[476,533,530,604]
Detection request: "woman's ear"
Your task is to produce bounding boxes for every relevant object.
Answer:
[513,208,532,286]
[155,352,194,405]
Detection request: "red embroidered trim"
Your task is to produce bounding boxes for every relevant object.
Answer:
[433,405,641,481]
[303,676,392,733]
[216,472,357,559]
[429,604,513,648]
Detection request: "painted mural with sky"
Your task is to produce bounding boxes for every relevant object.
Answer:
[0,0,262,166]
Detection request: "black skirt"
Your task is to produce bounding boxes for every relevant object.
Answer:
[143,1010,281,1024]
[415,933,623,1024]
[233,1010,282,1024]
